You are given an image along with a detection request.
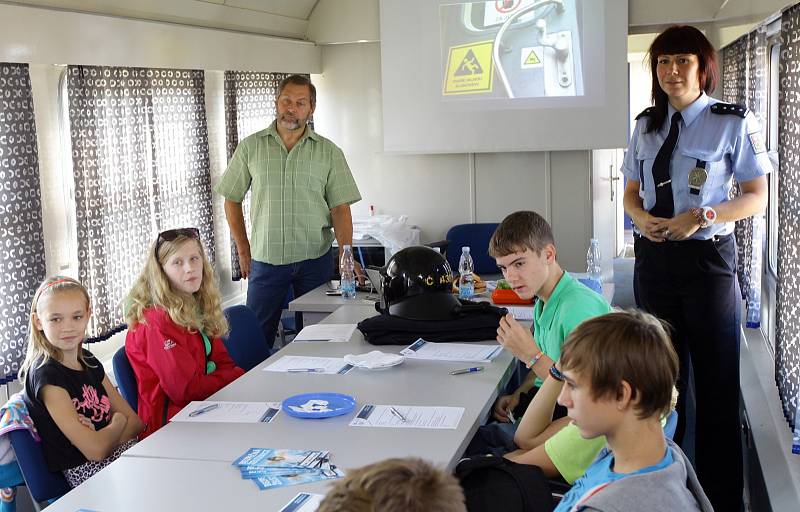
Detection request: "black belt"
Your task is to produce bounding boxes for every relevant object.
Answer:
[633,233,731,243]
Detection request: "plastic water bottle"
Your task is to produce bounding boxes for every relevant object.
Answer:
[746,216,764,328]
[458,246,474,299]
[587,238,602,282]
[340,245,356,299]
[793,399,800,454]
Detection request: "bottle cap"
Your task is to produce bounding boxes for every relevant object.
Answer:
[462,246,470,252]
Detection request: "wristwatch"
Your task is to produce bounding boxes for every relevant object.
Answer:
[699,206,717,228]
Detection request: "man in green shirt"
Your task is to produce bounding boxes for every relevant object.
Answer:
[216,75,361,347]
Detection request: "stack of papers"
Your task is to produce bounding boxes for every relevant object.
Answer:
[279,493,324,512]
[349,404,464,429]
[170,401,281,423]
[233,448,343,491]
[293,324,357,343]
[400,339,502,362]
[263,356,354,375]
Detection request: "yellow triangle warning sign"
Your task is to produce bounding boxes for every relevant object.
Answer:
[524,49,540,65]
[443,40,494,95]
[455,49,484,76]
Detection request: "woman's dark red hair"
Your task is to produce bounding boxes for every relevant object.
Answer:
[645,25,718,132]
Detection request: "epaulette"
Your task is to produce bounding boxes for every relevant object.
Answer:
[710,102,749,118]
[635,106,656,120]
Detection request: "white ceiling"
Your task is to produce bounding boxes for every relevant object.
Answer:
[5,0,320,39]
[5,0,796,41]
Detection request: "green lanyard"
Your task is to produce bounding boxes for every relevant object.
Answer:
[199,331,217,375]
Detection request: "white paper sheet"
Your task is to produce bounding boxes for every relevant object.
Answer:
[349,404,464,429]
[400,339,502,362]
[278,492,324,512]
[293,323,357,343]
[170,401,281,423]
[506,306,534,321]
[263,355,354,375]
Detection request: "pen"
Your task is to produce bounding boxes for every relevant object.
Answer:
[449,366,485,375]
[389,406,407,423]
[188,403,220,417]
[287,368,326,373]
[507,409,516,424]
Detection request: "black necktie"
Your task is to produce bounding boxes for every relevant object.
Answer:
[650,111,682,218]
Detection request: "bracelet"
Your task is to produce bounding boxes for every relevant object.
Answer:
[526,351,544,369]
[549,364,564,382]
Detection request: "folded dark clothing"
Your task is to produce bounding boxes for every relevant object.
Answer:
[357,300,506,345]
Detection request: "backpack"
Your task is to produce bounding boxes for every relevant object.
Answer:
[455,454,555,512]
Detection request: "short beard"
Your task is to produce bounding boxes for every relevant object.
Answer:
[278,116,304,130]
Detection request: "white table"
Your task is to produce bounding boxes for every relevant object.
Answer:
[47,305,514,511]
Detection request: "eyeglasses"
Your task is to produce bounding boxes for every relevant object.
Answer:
[155,227,200,257]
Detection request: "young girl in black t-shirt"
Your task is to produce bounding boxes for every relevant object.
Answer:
[20,276,142,487]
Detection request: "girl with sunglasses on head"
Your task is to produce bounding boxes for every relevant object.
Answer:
[20,276,142,487]
[124,228,244,439]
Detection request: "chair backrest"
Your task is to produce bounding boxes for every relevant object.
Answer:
[223,305,272,371]
[9,429,71,503]
[664,410,678,440]
[112,347,138,412]
[445,223,500,275]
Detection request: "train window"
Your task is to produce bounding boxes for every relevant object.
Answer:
[767,41,780,275]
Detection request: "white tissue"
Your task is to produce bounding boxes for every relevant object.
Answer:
[343,351,405,369]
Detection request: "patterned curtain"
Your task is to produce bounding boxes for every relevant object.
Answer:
[777,4,800,427]
[722,31,768,302]
[67,66,215,340]
[0,63,46,383]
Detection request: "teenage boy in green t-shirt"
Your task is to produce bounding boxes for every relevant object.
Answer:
[491,210,611,422]
[465,211,610,456]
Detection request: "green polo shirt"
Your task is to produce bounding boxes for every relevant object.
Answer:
[215,121,361,265]
[532,271,611,386]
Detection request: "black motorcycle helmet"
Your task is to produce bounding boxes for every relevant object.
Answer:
[380,246,461,321]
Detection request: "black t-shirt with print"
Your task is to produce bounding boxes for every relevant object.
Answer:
[23,350,112,471]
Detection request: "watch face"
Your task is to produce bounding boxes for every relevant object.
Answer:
[688,167,708,188]
[704,209,716,222]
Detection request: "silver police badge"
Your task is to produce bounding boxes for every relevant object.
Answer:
[688,167,707,195]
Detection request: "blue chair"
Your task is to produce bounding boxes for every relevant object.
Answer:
[8,429,71,508]
[223,305,274,371]
[664,410,678,440]
[445,223,500,274]
[112,346,138,412]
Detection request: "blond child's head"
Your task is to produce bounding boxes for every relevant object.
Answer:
[318,457,466,512]
[20,276,92,379]
[125,228,227,337]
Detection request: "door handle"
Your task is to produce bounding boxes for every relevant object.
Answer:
[609,165,620,201]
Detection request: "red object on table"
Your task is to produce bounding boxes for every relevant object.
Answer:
[491,289,534,305]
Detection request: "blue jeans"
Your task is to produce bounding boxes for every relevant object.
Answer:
[247,249,334,348]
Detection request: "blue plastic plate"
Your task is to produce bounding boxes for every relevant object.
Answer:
[282,392,356,419]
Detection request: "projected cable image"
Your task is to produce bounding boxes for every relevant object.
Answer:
[440,0,584,98]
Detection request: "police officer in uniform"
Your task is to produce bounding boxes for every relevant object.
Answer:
[621,26,771,512]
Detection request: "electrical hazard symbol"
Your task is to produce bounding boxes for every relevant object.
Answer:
[443,40,494,95]
[520,47,543,69]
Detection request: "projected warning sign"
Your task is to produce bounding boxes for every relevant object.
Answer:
[443,40,494,95]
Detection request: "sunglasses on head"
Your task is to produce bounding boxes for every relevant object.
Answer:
[155,227,200,258]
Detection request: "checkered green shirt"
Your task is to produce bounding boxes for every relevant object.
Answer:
[216,122,361,265]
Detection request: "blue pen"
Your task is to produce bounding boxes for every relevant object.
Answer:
[449,366,485,375]
[188,403,220,417]
[287,367,325,373]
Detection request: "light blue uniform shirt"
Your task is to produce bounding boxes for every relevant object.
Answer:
[621,93,772,239]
